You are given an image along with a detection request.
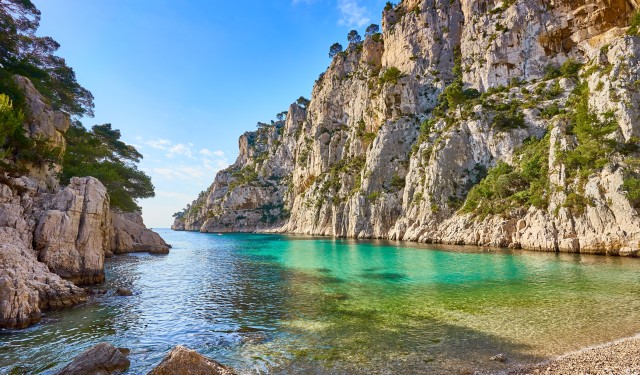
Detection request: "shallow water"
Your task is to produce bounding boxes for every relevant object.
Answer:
[1,230,640,374]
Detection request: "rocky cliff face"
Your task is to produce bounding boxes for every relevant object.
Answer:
[175,0,640,256]
[0,76,170,329]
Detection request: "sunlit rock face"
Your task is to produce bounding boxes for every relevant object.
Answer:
[176,0,640,255]
[0,77,171,329]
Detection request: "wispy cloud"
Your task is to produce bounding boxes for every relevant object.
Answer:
[167,143,194,158]
[140,137,229,183]
[200,148,225,157]
[145,139,171,150]
[337,0,370,28]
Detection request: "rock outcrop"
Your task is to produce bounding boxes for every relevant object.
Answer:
[148,346,236,375]
[0,227,86,329]
[111,211,169,255]
[55,343,130,375]
[0,76,169,329]
[35,177,111,285]
[175,0,640,256]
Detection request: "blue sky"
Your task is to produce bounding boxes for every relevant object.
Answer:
[36,0,387,227]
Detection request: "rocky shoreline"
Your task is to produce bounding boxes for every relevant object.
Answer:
[0,76,170,330]
[509,334,640,375]
[51,334,640,374]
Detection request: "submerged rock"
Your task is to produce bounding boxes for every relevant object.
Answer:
[148,346,236,375]
[54,342,130,375]
[490,353,507,362]
[115,288,132,297]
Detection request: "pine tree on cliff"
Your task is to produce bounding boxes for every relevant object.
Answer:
[329,42,343,58]
[0,0,94,117]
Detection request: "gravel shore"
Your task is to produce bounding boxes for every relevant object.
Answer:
[509,335,640,375]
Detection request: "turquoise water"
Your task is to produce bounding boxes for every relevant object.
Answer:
[2,230,640,374]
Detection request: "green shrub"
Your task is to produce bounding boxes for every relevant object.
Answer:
[561,83,618,183]
[379,67,402,85]
[461,134,550,216]
[560,59,582,78]
[492,107,525,131]
[543,65,562,80]
[390,175,405,190]
[0,93,61,172]
[623,175,640,208]
[627,12,640,35]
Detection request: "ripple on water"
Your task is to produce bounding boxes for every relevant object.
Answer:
[2,230,640,374]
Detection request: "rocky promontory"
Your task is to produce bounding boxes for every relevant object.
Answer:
[175,0,640,256]
[0,76,169,329]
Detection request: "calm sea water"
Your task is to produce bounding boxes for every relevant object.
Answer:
[2,230,640,374]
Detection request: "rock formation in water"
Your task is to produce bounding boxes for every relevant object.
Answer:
[0,76,170,329]
[148,346,236,375]
[175,0,640,256]
[54,342,131,375]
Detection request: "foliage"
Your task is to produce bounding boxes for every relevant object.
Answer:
[461,134,550,216]
[347,30,362,46]
[229,166,259,190]
[0,0,94,117]
[329,42,343,58]
[379,67,402,85]
[560,83,618,183]
[389,174,405,191]
[622,174,640,208]
[60,123,154,212]
[296,96,310,109]
[559,59,582,78]
[365,24,380,36]
[491,105,525,131]
[628,12,640,35]
[0,93,60,172]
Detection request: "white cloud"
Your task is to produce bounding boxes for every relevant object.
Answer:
[145,139,171,150]
[337,0,370,28]
[199,148,225,157]
[166,143,194,158]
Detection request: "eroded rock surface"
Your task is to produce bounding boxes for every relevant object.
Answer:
[111,211,169,255]
[0,76,169,329]
[35,177,111,285]
[54,342,130,375]
[148,346,236,375]
[175,1,640,256]
[0,228,86,329]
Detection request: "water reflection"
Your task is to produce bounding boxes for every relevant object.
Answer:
[1,231,640,374]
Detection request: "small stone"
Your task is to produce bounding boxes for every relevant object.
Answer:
[54,342,130,375]
[115,288,132,297]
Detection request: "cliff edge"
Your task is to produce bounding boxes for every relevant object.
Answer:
[175,0,640,256]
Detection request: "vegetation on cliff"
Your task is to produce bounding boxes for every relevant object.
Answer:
[0,0,154,211]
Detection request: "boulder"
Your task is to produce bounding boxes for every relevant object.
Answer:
[115,288,132,297]
[0,228,86,329]
[111,211,170,255]
[35,177,111,285]
[55,342,130,375]
[148,346,236,375]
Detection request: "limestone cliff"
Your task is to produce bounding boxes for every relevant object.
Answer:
[0,76,170,329]
[175,0,640,256]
